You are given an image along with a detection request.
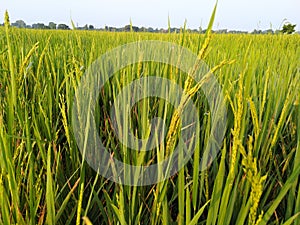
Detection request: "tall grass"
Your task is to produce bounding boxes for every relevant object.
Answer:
[0,10,299,225]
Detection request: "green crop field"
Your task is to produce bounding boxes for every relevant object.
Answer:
[0,10,299,225]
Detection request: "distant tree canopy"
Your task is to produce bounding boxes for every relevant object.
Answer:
[11,20,26,28]
[32,23,47,29]
[124,25,139,32]
[281,23,296,34]
[49,22,56,29]
[57,24,70,30]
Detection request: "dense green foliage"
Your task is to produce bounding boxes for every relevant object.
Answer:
[0,24,299,225]
[281,23,296,34]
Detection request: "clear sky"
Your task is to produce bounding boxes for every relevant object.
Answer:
[1,0,299,31]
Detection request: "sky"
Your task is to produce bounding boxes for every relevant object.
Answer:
[1,0,299,31]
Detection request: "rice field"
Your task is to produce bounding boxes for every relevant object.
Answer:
[0,11,299,225]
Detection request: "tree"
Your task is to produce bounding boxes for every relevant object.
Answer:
[124,25,131,32]
[57,24,70,30]
[49,22,56,29]
[132,26,139,32]
[32,23,45,29]
[89,25,94,30]
[252,29,262,34]
[124,25,139,32]
[148,27,154,32]
[83,24,88,30]
[281,23,296,34]
[263,29,274,34]
[12,20,26,28]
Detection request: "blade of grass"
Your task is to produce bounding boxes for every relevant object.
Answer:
[46,145,55,225]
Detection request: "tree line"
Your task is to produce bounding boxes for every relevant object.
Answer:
[1,19,297,34]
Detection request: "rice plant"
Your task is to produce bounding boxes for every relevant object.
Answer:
[0,8,299,225]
